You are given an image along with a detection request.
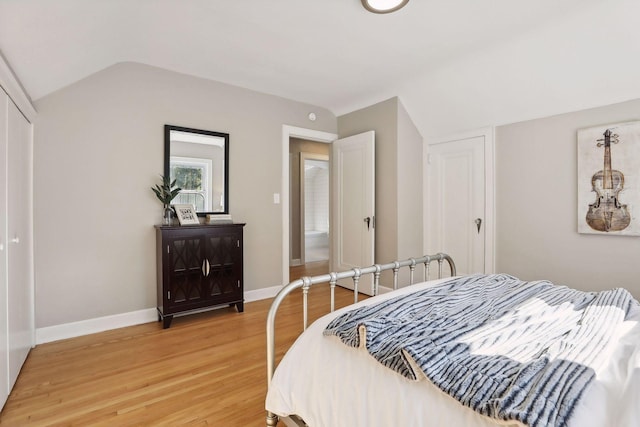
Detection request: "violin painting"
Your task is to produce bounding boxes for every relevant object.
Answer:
[585,129,630,232]
[578,121,640,236]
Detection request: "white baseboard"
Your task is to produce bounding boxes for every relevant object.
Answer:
[245,285,282,302]
[36,308,158,345]
[35,285,286,345]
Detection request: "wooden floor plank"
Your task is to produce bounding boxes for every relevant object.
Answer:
[0,262,364,426]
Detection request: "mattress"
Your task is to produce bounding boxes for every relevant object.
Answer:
[265,277,640,427]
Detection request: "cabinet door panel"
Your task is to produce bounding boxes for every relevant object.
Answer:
[166,236,204,309]
[204,230,242,300]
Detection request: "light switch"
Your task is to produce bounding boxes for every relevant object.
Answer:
[273,193,280,204]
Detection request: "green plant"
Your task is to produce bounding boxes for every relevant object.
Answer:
[151,175,182,206]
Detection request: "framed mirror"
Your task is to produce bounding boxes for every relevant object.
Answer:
[164,125,229,215]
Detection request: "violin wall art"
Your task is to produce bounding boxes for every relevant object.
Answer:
[578,121,640,236]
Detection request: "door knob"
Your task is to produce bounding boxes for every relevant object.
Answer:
[364,217,371,230]
[474,218,482,234]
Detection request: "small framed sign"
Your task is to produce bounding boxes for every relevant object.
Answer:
[173,204,200,226]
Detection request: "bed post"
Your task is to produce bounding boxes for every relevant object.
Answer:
[437,252,456,276]
[423,255,431,281]
[392,261,400,290]
[352,268,361,303]
[329,272,338,312]
[409,258,416,284]
[266,412,278,426]
[302,276,311,331]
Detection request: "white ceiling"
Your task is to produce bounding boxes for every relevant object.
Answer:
[2,0,640,136]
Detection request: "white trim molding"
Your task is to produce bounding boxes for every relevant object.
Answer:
[35,286,285,344]
[245,285,283,303]
[281,125,337,286]
[36,308,158,345]
[0,53,36,122]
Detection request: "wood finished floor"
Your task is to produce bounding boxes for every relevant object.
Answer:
[0,261,368,426]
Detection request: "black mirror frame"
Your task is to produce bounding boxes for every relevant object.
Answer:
[164,124,230,216]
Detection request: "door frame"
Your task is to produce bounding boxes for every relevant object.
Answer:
[0,55,37,122]
[423,127,495,274]
[282,126,337,286]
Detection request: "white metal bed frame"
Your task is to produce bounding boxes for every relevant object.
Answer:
[265,253,456,427]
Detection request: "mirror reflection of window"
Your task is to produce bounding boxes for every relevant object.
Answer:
[170,156,212,211]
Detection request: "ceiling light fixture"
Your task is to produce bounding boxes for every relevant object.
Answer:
[361,0,409,14]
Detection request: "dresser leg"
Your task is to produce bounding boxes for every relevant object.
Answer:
[162,315,173,329]
[236,302,244,313]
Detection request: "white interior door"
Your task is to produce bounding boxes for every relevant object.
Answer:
[7,99,33,390]
[331,131,375,295]
[426,135,488,275]
[0,90,9,407]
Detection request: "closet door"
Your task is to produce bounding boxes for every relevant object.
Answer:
[7,99,33,390]
[0,89,9,407]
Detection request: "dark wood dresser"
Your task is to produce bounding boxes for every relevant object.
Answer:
[155,223,245,328]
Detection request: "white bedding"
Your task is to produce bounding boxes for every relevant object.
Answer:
[266,277,640,427]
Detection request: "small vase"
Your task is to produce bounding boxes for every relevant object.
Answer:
[163,206,174,226]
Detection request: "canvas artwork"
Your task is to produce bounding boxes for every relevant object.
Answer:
[577,121,640,236]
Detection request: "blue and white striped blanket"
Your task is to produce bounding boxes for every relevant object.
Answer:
[323,274,639,427]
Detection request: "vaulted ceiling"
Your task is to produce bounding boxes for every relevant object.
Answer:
[2,0,639,136]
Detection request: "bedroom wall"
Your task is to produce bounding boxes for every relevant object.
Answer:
[496,98,640,298]
[396,100,423,262]
[337,97,424,285]
[33,62,337,328]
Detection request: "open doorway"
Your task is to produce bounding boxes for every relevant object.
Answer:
[301,154,329,263]
[289,138,330,279]
[282,126,375,288]
[282,126,337,285]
